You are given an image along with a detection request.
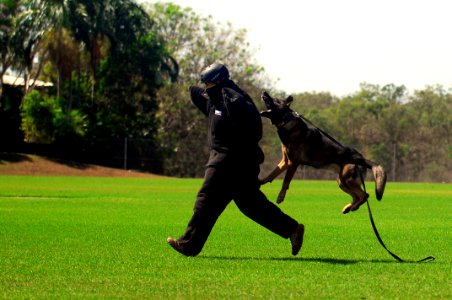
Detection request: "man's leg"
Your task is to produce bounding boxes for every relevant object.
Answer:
[233,166,304,255]
[167,167,230,256]
[235,188,298,238]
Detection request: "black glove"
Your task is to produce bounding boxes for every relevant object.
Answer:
[189,86,205,98]
[189,86,209,116]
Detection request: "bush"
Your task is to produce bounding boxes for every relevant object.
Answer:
[20,90,86,143]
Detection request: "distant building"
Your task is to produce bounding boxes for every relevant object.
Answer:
[2,74,53,88]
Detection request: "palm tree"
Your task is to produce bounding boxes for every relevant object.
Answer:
[0,0,21,99]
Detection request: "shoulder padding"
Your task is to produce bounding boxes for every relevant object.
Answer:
[222,87,242,103]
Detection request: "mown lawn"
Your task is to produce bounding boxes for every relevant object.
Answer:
[0,175,450,298]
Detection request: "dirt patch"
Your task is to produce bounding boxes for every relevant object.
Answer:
[0,153,165,178]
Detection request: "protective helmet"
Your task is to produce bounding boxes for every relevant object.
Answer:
[200,62,230,83]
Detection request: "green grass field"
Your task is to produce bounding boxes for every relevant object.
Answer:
[0,175,450,299]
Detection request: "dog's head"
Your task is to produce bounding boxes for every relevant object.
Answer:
[260,91,296,126]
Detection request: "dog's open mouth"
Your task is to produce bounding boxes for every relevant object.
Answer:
[261,91,274,109]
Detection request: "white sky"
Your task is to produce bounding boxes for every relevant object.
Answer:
[146,0,452,96]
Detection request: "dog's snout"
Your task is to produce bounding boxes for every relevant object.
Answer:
[261,91,271,104]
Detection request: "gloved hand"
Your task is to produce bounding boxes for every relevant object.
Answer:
[189,86,209,116]
[189,86,206,99]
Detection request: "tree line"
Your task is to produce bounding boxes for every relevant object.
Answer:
[1,1,450,182]
[266,84,451,183]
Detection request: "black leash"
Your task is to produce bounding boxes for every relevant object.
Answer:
[359,171,435,263]
[297,113,345,148]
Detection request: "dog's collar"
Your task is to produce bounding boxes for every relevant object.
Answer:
[276,112,300,130]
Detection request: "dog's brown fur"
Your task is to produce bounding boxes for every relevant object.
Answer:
[260,91,387,214]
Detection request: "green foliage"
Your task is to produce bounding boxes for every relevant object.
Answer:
[0,0,20,99]
[0,176,450,298]
[4,0,172,173]
[20,91,54,143]
[20,90,86,143]
[146,2,272,177]
[53,103,87,138]
[93,28,164,139]
[0,0,16,62]
[370,142,391,163]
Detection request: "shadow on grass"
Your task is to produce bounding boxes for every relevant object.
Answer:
[198,255,400,265]
[0,152,90,170]
[44,157,90,170]
[0,153,32,164]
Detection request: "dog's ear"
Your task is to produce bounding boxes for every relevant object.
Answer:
[285,96,294,107]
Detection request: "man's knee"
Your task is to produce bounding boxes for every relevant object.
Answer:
[234,191,268,216]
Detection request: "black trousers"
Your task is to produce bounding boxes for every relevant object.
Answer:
[176,164,299,256]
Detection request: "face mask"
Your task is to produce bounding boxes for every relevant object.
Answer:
[206,84,223,102]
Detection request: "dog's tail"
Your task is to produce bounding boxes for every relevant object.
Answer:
[364,160,387,201]
[372,164,387,200]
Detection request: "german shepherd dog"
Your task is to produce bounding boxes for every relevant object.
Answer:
[260,91,387,214]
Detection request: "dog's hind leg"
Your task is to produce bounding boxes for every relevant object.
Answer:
[277,162,298,204]
[338,164,369,214]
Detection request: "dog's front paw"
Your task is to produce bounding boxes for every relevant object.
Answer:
[276,191,286,204]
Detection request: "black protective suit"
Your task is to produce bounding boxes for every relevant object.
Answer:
[175,80,298,256]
